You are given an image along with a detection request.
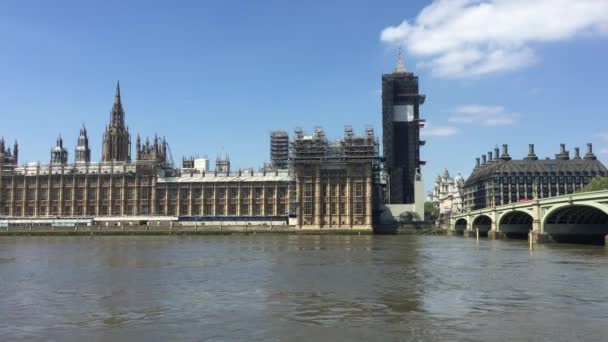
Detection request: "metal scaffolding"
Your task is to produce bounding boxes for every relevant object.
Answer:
[270,130,289,169]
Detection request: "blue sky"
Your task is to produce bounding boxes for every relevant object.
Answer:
[1,0,607,193]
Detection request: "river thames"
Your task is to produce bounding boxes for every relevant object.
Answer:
[1,235,607,341]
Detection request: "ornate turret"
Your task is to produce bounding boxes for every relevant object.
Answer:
[102,81,131,162]
[75,124,91,163]
[136,133,168,164]
[136,134,141,160]
[0,137,19,165]
[13,140,18,165]
[51,136,68,165]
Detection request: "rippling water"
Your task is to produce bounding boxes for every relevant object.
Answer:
[1,235,607,341]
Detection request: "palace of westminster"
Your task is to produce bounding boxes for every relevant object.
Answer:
[0,81,381,228]
[0,51,433,229]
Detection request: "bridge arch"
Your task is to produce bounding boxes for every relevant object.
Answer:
[543,204,608,244]
[471,215,492,236]
[498,210,533,239]
[453,218,468,234]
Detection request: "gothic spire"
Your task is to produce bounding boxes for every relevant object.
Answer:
[110,80,125,127]
[394,47,407,73]
[102,81,130,162]
[115,80,121,104]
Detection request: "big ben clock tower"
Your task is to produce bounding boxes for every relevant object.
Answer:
[382,49,426,212]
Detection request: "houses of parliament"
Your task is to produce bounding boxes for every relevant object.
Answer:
[0,82,379,229]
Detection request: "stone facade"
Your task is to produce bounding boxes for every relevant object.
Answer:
[429,169,464,225]
[0,163,156,217]
[464,144,608,210]
[157,170,290,217]
[291,128,378,229]
[0,163,290,219]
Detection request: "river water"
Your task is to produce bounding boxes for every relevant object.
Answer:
[0,235,607,341]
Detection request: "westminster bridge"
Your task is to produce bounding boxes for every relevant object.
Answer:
[450,190,608,244]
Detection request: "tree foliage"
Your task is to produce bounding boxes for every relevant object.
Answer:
[398,211,421,224]
[580,177,608,193]
[424,201,439,221]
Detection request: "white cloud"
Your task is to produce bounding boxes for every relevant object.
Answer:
[423,123,460,137]
[595,133,608,142]
[449,104,517,126]
[380,0,608,77]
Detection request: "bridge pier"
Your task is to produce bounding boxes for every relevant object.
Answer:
[530,231,554,244]
[487,229,504,240]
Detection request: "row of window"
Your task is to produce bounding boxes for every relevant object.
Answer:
[3,202,291,217]
[302,182,367,198]
[494,176,594,184]
[1,177,150,187]
[301,201,366,216]
[2,205,149,216]
[158,203,288,216]
[156,186,288,200]
[1,188,150,201]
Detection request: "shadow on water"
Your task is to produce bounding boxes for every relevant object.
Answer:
[550,234,606,246]
[504,233,528,240]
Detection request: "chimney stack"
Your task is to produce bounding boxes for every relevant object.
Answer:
[482,155,487,164]
[488,151,493,162]
[584,143,597,160]
[556,143,570,160]
[494,146,500,160]
[475,158,480,168]
[574,147,581,159]
[501,144,512,161]
[526,144,538,160]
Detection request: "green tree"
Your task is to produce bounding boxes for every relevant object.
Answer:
[424,201,439,221]
[398,211,421,224]
[580,177,608,193]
